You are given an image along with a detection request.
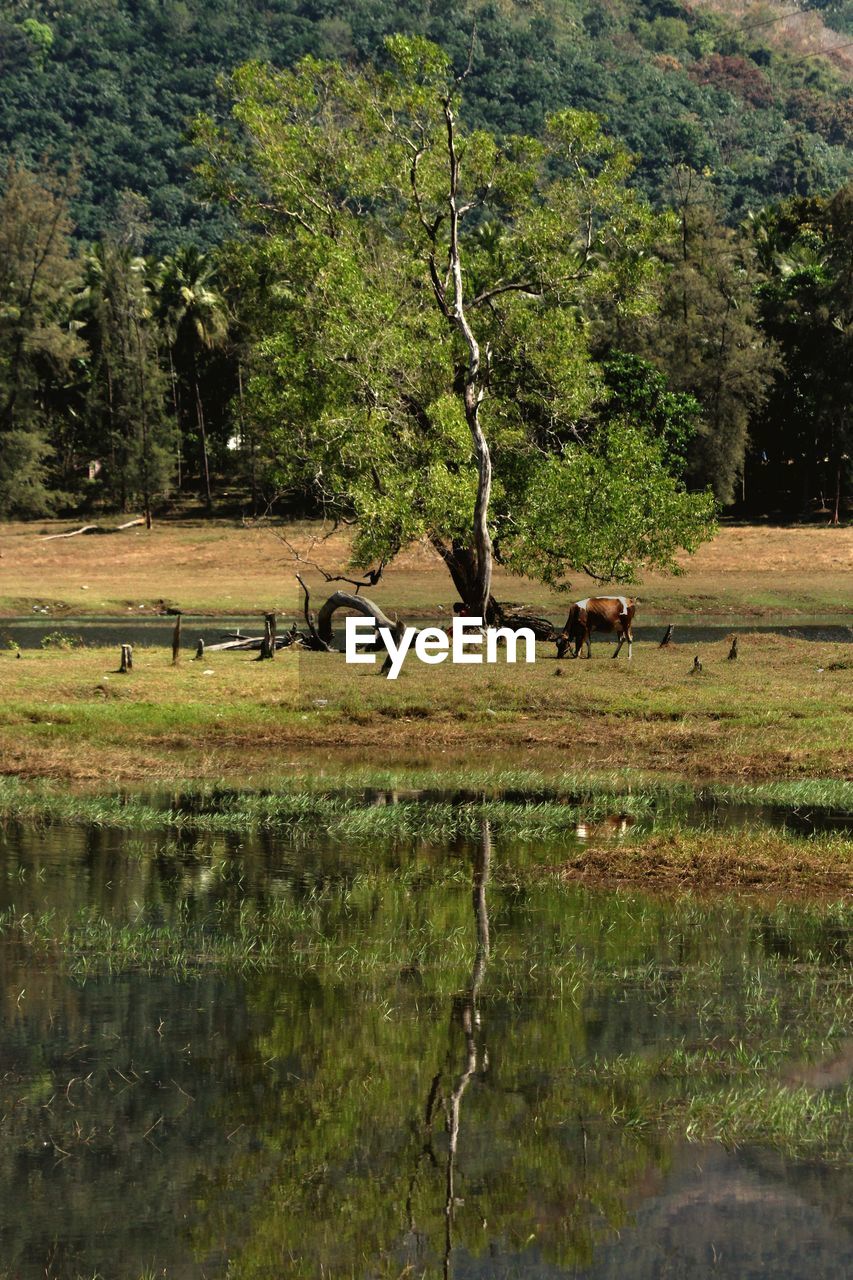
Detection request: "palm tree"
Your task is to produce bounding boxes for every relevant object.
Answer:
[158,246,228,508]
[75,243,165,524]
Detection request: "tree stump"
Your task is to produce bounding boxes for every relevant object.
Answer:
[119,643,133,673]
[171,613,182,665]
[259,612,277,660]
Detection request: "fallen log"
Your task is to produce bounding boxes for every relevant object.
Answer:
[494,607,557,641]
[206,635,291,653]
[40,517,146,541]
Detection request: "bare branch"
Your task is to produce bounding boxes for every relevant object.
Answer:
[470,280,540,308]
[295,574,333,650]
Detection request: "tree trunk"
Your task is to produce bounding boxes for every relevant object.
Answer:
[442,97,493,620]
[429,536,502,623]
[194,359,212,511]
[236,358,257,514]
[171,613,182,665]
[169,348,182,490]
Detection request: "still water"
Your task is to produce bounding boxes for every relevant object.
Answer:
[1,614,851,649]
[0,817,850,1279]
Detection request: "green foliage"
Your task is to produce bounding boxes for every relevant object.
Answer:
[0,428,53,516]
[0,159,81,516]
[74,241,173,514]
[504,419,716,586]
[198,43,715,592]
[599,352,701,472]
[750,185,853,519]
[632,171,778,505]
[0,4,849,524]
[0,0,849,249]
[20,17,53,67]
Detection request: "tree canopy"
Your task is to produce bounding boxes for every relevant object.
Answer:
[194,38,716,604]
[0,12,850,530]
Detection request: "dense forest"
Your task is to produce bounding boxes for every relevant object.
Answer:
[3,0,853,243]
[0,2,851,538]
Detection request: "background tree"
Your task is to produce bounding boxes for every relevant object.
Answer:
[196,39,715,609]
[0,159,82,516]
[74,240,172,523]
[632,168,777,506]
[751,187,853,522]
[158,245,229,508]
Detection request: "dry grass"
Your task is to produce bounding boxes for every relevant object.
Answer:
[691,0,853,77]
[1,518,851,620]
[549,830,853,896]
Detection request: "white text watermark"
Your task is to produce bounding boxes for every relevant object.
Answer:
[344,616,537,679]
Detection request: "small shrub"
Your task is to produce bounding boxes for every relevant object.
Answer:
[40,630,82,650]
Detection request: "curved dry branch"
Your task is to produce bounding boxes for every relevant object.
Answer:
[295,574,333,651]
[316,591,403,650]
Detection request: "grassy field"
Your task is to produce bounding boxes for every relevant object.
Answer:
[2,518,851,619]
[1,518,850,893]
[0,631,849,786]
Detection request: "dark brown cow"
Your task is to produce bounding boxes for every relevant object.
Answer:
[555,596,636,660]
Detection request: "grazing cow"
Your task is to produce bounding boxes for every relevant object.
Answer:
[555,596,636,660]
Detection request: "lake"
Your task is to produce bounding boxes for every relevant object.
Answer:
[0,808,850,1278]
[1,613,850,650]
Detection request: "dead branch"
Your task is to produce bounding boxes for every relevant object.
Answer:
[296,574,333,651]
[316,591,404,654]
[40,517,146,541]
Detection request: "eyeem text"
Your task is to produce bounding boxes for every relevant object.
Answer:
[345,616,537,680]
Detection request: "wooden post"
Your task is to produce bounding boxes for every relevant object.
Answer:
[120,643,133,673]
[171,613,182,665]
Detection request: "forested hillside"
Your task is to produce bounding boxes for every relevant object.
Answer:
[1,0,852,247]
[1,6,851,536]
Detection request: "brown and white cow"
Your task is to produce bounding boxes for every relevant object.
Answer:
[555,596,636,660]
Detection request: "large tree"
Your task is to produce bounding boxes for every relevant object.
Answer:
[74,241,172,523]
[157,245,229,507]
[197,38,715,610]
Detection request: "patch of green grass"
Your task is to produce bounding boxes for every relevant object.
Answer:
[0,771,848,844]
[705,778,853,809]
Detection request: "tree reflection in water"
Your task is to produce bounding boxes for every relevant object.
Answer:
[406,819,492,1279]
